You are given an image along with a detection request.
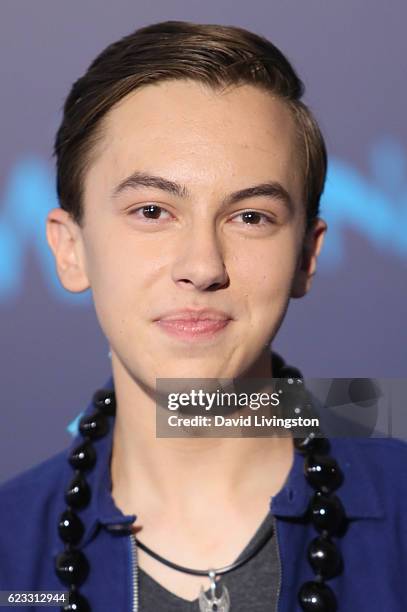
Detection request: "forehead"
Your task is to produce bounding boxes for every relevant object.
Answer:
[85,80,303,202]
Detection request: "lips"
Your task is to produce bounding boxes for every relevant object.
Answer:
[153,308,232,341]
[154,308,232,322]
[158,319,228,330]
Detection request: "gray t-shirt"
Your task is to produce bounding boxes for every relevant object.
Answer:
[138,511,280,611]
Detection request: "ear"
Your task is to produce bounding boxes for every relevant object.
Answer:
[290,218,327,298]
[46,207,90,293]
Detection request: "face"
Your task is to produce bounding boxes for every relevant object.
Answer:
[47,80,326,388]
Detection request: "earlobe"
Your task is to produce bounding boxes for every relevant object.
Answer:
[290,218,327,299]
[46,208,90,293]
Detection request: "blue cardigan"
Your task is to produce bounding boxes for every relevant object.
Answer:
[1,377,407,611]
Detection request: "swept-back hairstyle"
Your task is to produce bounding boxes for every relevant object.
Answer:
[53,20,327,229]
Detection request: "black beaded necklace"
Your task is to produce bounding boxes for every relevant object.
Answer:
[55,354,346,612]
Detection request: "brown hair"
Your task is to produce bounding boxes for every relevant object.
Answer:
[53,20,327,230]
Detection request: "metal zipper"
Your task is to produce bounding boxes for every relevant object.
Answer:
[130,534,139,612]
[273,514,283,612]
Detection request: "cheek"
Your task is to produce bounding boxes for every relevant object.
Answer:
[249,266,295,333]
[83,234,149,333]
[231,234,299,301]
[231,235,299,345]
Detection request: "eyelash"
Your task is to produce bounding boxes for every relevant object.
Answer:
[128,204,275,227]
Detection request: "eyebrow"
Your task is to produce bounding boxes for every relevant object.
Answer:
[111,171,294,212]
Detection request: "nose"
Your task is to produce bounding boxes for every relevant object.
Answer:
[171,224,229,291]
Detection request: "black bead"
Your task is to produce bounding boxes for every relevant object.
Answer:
[294,435,330,455]
[55,549,89,586]
[304,455,344,493]
[65,473,91,509]
[271,351,286,376]
[295,398,317,418]
[92,388,116,415]
[309,493,346,534]
[79,411,109,440]
[281,388,309,412]
[58,509,85,545]
[307,535,342,579]
[276,376,305,395]
[69,440,96,471]
[62,590,90,612]
[279,365,303,379]
[298,580,337,611]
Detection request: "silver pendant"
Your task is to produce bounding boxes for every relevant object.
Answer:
[198,569,231,612]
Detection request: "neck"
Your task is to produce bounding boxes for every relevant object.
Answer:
[110,351,294,519]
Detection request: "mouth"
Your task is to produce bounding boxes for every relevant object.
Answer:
[154,316,232,342]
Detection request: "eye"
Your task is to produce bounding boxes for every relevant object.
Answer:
[231,210,275,226]
[129,204,172,221]
[127,205,275,227]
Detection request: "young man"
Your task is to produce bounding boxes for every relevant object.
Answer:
[0,20,406,612]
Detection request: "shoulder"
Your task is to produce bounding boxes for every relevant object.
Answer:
[331,435,407,468]
[0,449,68,583]
[0,448,68,508]
[0,447,68,526]
[354,436,407,488]
[330,436,407,513]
